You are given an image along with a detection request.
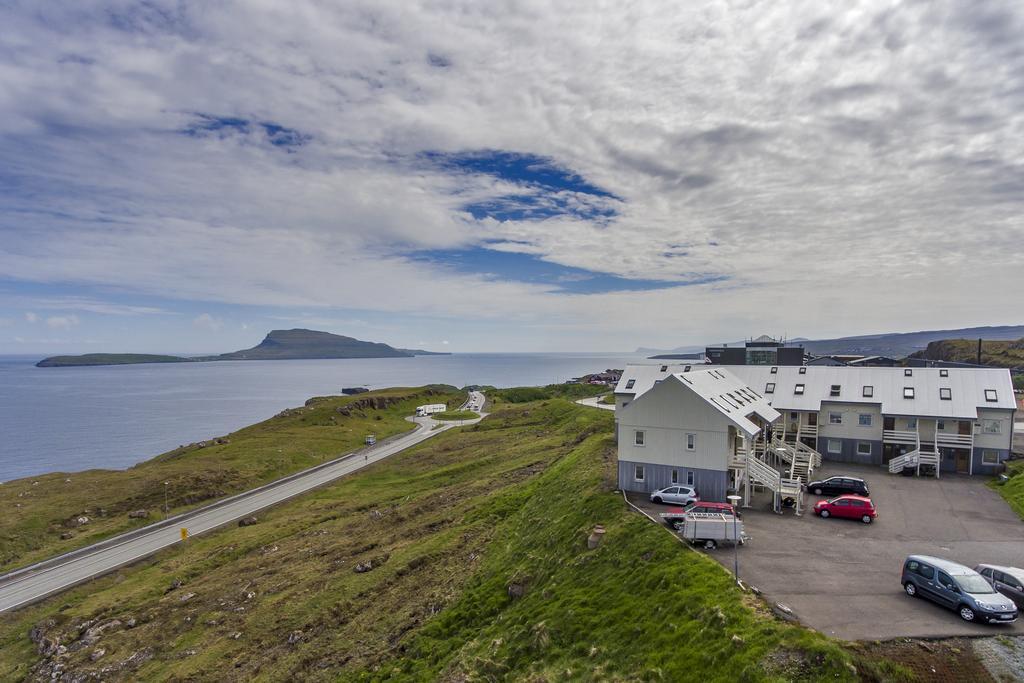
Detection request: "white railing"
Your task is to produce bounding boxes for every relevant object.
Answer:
[729,451,747,469]
[936,433,973,448]
[883,429,918,444]
[889,449,920,473]
[799,424,818,436]
[748,455,781,492]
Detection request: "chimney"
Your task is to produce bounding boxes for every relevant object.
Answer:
[977,338,983,366]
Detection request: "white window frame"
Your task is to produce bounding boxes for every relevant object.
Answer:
[799,367,807,374]
[940,369,948,377]
[686,471,695,486]
[634,464,645,481]
[858,413,872,426]
[904,368,913,376]
[982,450,999,465]
[794,383,805,395]
[857,441,872,455]
[634,430,645,446]
[625,379,635,389]
[939,387,951,401]
[765,382,775,394]
[770,366,778,374]
[903,387,915,399]
[686,433,696,451]
[983,420,1001,435]
[829,412,842,425]
[984,389,998,402]
[827,439,842,454]
[830,385,841,397]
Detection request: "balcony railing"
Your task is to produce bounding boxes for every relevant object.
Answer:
[936,433,973,448]
[799,424,818,436]
[883,429,918,444]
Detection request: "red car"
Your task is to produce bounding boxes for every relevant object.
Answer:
[814,494,877,524]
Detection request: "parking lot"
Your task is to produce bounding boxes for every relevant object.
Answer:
[631,463,1024,641]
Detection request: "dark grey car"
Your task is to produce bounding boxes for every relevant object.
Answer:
[901,555,1018,624]
[975,564,1024,609]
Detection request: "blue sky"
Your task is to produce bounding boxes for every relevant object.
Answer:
[1,1,1023,354]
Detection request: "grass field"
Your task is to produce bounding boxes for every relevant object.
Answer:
[0,397,902,682]
[995,458,1024,520]
[0,386,461,573]
[430,410,478,421]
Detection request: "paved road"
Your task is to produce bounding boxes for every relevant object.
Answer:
[575,395,615,411]
[0,393,484,613]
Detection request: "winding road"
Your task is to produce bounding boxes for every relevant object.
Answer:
[0,391,486,613]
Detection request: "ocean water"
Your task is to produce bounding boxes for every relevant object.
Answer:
[0,353,639,481]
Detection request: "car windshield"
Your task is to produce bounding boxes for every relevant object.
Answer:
[957,575,996,594]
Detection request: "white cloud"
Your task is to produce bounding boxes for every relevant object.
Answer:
[0,2,1022,350]
[24,312,39,323]
[192,313,224,331]
[46,314,80,329]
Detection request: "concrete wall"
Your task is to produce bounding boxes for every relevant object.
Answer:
[617,460,729,502]
[815,436,884,466]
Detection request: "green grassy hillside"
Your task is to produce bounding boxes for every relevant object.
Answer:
[908,338,1024,368]
[0,398,905,682]
[0,386,461,573]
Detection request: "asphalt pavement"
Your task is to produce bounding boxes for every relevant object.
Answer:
[0,392,485,613]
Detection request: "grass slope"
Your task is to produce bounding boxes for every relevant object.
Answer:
[0,386,460,573]
[0,398,896,682]
[430,410,478,421]
[995,459,1024,520]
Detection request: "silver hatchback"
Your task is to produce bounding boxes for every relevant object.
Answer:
[975,564,1024,609]
[650,485,699,506]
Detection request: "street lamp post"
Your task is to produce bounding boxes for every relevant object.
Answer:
[727,494,742,583]
[163,481,169,514]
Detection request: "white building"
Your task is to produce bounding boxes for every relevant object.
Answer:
[614,363,1016,496]
[616,367,783,503]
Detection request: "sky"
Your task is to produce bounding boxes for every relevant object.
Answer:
[1,1,1022,355]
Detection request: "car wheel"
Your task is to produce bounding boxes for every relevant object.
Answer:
[861,515,872,524]
[703,540,717,550]
[904,582,917,597]
[671,520,684,531]
[959,605,976,622]
[813,487,822,495]
[819,509,830,518]
[652,496,662,504]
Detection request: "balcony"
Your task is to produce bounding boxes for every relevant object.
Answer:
[936,432,973,449]
[883,429,918,445]
[798,423,818,437]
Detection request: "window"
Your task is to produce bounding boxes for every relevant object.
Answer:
[686,471,695,486]
[903,387,915,399]
[829,412,842,424]
[686,433,696,450]
[660,365,667,372]
[904,368,913,376]
[917,564,935,580]
[634,465,645,481]
[984,389,998,402]
[937,572,955,590]
[625,379,635,389]
[907,418,917,429]
[859,413,872,426]
[982,450,999,465]
[765,382,775,394]
[683,365,691,372]
[790,412,798,420]
[863,385,874,398]
[830,384,841,397]
[827,439,842,454]
[940,369,948,377]
[770,366,778,374]
[857,441,872,455]
[671,470,679,484]
[799,367,807,374]
[937,420,945,430]
[794,383,805,395]
[634,430,645,446]
[939,387,951,400]
[983,420,1001,435]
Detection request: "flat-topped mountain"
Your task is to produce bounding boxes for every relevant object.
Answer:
[36,329,449,367]
[214,329,412,360]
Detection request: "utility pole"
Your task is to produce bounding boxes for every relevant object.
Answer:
[727,495,742,583]
[163,481,169,514]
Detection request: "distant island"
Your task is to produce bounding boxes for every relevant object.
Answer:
[36,329,451,367]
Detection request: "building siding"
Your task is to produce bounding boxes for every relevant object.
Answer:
[971,447,1010,476]
[814,436,883,467]
[617,460,729,502]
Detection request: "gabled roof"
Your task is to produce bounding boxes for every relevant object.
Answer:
[614,363,1016,420]
[628,368,780,436]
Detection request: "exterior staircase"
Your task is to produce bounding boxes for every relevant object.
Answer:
[737,432,805,514]
[888,448,941,478]
[767,435,821,485]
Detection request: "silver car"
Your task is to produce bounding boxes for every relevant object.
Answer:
[650,485,699,506]
[975,564,1024,609]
